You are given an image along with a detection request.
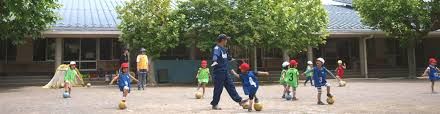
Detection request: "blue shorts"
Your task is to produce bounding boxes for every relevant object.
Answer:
[429,76,440,81]
[119,85,131,93]
[243,86,258,96]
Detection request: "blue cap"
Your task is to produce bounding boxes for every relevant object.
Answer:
[217,34,231,40]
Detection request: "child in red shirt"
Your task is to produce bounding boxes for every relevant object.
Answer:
[335,60,346,79]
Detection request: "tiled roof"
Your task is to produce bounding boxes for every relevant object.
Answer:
[51,0,123,31]
[325,5,372,32]
[333,0,353,5]
[50,0,372,32]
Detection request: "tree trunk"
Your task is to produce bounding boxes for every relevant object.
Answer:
[407,39,417,78]
[148,57,157,86]
[282,49,289,62]
[251,47,258,71]
[189,42,196,60]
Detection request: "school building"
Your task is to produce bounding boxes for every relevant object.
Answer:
[0,0,439,85]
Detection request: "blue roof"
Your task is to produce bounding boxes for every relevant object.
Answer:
[333,0,352,5]
[325,5,371,32]
[51,0,123,31]
[50,0,371,32]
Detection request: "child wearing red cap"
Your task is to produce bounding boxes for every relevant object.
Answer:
[196,60,211,98]
[422,58,440,93]
[231,62,269,112]
[110,63,139,103]
[283,60,300,101]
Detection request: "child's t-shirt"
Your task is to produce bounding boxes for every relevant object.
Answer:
[118,70,131,87]
[285,68,299,87]
[312,67,328,87]
[279,69,287,82]
[337,65,345,76]
[64,68,77,83]
[239,71,259,95]
[197,68,210,79]
[305,66,313,77]
[427,65,439,80]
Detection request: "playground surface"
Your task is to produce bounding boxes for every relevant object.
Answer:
[0,79,439,114]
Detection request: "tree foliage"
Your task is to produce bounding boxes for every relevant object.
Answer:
[117,0,181,58]
[354,0,440,45]
[176,0,329,55]
[176,0,236,52]
[0,0,60,45]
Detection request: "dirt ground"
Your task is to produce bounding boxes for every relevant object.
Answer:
[1,79,440,114]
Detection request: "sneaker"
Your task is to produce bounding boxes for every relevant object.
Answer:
[327,94,333,98]
[317,101,325,105]
[138,87,141,90]
[282,94,285,98]
[248,106,253,112]
[239,99,249,106]
[292,97,298,101]
[212,105,222,110]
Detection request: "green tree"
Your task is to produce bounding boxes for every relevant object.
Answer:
[269,0,328,61]
[117,0,181,85]
[232,0,328,69]
[176,0,237,59]
[0,0,60,45]
[354,0,440,77]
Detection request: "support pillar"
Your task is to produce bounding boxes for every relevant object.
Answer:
[55,38,63,70]
[359,37,368,78]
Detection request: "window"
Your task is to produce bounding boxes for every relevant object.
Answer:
[81,39,96,60]
[33,39,56,61]
[0,41,7,61]
[33,39,46,61]
[100,39,112,60]
[112,39,121,60]
[64,39,80,61]
[99,39,122,60]
[0,40,16,62]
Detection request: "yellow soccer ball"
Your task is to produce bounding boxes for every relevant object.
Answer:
[254,103,263,111]
[326,97,335,105]
[118,101,127,109]
[339,81,346,87]
[195,92,203,99]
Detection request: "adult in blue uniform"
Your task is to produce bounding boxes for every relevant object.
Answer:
[210,34,247,110]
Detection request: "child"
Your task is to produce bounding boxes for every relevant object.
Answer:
[64,61,82,97]
[335,60,346,79]
[231,62,269,112]
[303,58,334,105]
[196,60,211,98]
[422,58,440,93]
[283,60,300,100]
[304,61,314,86]
[110,63,139,102]
[280,61,289,98]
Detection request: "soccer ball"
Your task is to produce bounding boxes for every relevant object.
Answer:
[195,92,203,99]
[285,94,292,100]
[339,81,346,87]
[326,97,335,105]
[62,92,70,98]
[86,83,91,87]
[242,103,249,109]
[118,101,127,109]
[254,103,263,111]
